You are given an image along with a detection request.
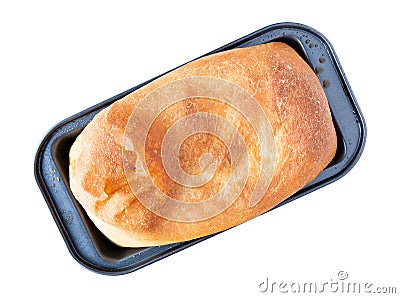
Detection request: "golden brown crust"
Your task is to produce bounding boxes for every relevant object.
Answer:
[69,42,337,247]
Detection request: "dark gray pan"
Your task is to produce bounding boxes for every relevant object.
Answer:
[34,22,366,275]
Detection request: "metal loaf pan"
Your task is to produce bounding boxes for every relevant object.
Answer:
[34,22,366,275]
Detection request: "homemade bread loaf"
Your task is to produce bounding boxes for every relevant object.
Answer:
[69,42,337,247]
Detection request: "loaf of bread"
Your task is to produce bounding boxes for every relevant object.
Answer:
[69,42,337,247]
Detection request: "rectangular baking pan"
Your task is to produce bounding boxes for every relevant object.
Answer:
[34,22,366,275]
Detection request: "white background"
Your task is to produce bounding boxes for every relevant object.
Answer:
[1,1,399,297]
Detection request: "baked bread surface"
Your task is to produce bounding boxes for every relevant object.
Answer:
[69,42,337,247]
